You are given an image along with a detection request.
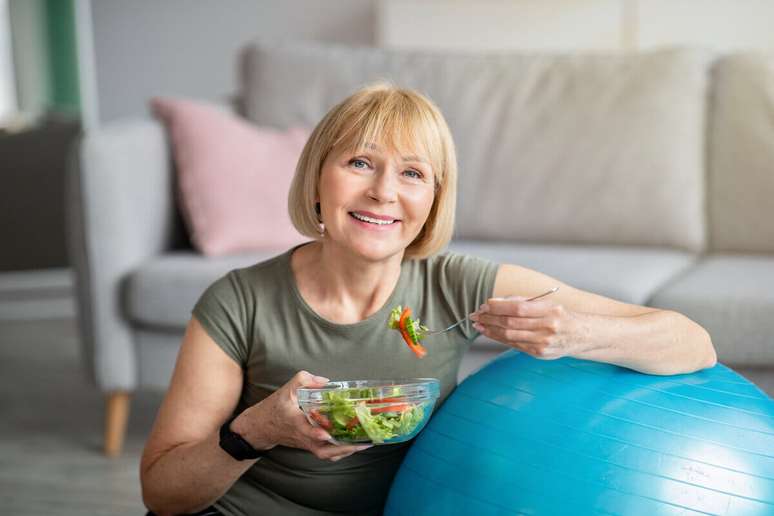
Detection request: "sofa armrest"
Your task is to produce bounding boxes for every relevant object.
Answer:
[67,118,179,392]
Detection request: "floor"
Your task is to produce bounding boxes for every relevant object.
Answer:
[0,269,163,515]
[1,270,773,516]
[0,317,164,515]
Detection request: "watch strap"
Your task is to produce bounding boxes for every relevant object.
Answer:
[219,415,264,461]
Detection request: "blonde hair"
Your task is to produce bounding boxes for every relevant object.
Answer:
[288,82,457,259]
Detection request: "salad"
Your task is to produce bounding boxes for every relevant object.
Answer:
[307,386,427,444]
[388,306,428,358]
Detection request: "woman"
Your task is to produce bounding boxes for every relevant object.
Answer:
[140,83,716,516]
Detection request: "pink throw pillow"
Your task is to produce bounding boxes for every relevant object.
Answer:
[150,96,310,256]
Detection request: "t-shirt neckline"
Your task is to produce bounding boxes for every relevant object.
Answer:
[283,243,410,334]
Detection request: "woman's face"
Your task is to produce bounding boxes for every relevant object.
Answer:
[317,141,436,262]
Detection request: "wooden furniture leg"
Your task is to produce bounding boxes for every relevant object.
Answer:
[105,391,131,457]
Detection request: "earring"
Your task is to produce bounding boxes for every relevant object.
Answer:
[315,202,325,236]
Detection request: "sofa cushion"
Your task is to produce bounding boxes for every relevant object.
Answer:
[447,240,696,305]
[241,40,709,252]
[125,251,284,329]
[150,96,310,256]
[709,54,774,253]
[648,255,774,365]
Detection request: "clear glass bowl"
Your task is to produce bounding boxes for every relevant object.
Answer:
[297,379,440,445]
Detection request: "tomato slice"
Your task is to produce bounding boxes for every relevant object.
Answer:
[370,403,412,414]
[399,307,412,329]
[410,343,428,358]
[309,409,332,430]
[397,307,427,358]
[346,416,360,430]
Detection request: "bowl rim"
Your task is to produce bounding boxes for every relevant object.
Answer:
[297,378,440,402]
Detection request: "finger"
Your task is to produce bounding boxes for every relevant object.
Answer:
[288,371,330,405]
[479,324,564,359]
[308,426,333,442]
[488,337,538,358]
[327,443,373,453]
[330,444,373,461]
[471,313,545,331]
[481,328,559,359]
[314,443,372,461]
[483,298,553,317]
[298,414,334,442]
[522,346,544,358]
[291,370,330,389]
[474,323,541,345]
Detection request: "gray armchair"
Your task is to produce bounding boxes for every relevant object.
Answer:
[67,116,311,456]
[67,119,183,455]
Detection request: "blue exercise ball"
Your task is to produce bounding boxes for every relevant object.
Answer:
[385,350,774,515]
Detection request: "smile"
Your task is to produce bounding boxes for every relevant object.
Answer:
[349,212,399,225]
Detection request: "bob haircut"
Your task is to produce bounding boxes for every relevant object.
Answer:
[288,82,457,260]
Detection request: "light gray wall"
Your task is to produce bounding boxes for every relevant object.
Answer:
[90,0,377,123]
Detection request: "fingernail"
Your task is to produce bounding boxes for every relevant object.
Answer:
[314,375,330,383]
[357,445,373,451]
[480,304,489,312]
[469,314,478,322]
[473,323,483,331]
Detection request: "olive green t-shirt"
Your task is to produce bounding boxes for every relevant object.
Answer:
[192,244,499,516]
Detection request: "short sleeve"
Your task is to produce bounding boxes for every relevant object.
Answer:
[192,271,251,366]
[435,252,500,340]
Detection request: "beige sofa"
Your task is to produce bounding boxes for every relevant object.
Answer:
[68,41,774,455]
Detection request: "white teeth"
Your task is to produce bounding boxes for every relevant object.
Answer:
[351,212,396,225]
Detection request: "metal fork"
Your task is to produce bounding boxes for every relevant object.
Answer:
[424,287,560,337]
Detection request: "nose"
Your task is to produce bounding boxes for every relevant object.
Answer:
[367,166,398,203]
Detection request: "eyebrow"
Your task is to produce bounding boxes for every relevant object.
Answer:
[363,142,428,164]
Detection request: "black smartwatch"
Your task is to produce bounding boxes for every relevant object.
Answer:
[219,415,264,461]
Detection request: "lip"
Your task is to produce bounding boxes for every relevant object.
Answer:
[348,211,401,231]
[350,210,400,222]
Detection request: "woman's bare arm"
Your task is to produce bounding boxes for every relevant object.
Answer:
[470,264,716,375]
[140,317,372,515]
[139,317,256,515]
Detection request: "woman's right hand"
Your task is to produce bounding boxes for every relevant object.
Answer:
[230,370,372,462]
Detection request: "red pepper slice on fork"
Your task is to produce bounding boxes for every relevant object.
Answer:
[398,307,427,358]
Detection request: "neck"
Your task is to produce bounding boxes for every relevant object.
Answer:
[292,241,404,324]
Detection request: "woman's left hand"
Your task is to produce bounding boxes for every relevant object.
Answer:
[470,296,586,359]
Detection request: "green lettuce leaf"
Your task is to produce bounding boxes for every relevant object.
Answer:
[388,306,403,329]
[318,387,423,443]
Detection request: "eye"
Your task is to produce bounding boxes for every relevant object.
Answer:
[403,169,423,180]
[349,158,370,169]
